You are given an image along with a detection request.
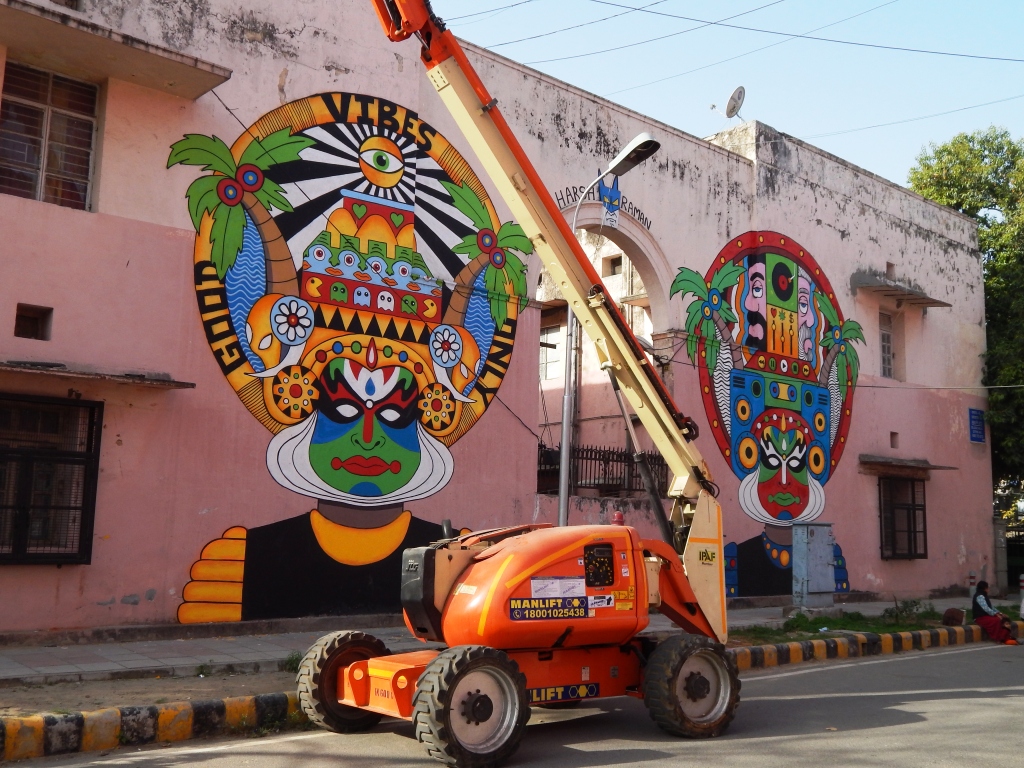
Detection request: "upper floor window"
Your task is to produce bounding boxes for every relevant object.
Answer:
[0,62,98,211]
[879,312,894,379]
[540,325,562,380]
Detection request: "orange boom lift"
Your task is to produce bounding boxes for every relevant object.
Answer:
[296,2,739,765]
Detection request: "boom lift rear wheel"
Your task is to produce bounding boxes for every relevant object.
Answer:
[297,630,391,733]
[642,634,740,737]
[412,645,529,767]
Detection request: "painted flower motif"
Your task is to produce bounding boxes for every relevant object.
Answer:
[273,298,312,345]
[430,325,462,366]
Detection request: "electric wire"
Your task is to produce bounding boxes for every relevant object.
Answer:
[525,0,788,64]
[486,0,670,49]
[803,91,1024,140]
[604,0,899,97]
[445,1,541,24]
[579,1,1024,65]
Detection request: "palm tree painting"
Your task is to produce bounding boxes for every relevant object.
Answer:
[167,129,314,294]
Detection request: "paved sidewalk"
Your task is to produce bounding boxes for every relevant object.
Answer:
[0,597,1013,686]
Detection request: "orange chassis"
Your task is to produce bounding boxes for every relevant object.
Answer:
[330,524,719,721]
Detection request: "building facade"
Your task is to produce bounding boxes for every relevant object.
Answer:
[0,0,993,632]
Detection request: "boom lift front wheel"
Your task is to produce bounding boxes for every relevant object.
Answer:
[642,634,740,738]
[413,645,530,767]
[297,630,391,733]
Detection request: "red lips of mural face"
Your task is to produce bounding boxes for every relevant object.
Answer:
[330,456,403,476]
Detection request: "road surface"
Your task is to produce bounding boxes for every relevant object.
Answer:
[36,642,1023,767]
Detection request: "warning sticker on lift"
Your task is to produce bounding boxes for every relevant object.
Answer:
[509,597,588,620]
[528,684,600,703]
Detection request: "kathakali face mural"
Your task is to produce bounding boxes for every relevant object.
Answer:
[671,232,862,596]
[167,93,531,622]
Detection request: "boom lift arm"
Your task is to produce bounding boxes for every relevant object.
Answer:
[369,0,728,642]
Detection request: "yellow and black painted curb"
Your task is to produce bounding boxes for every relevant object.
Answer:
[3,621,1022,761]
[728,620,1024,673]
[0,692,307,762]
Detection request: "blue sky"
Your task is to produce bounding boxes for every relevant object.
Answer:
[432,0,1024,186]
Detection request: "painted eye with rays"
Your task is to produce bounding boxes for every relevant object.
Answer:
[360,149,403,174]
[308,245,329,262]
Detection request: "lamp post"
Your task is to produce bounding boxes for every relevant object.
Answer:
[557,133,661,527]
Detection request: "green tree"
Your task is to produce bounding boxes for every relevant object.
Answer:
[908,127,1024,518]
[816,291,865,397]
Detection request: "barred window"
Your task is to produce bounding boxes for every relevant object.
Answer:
[879,477,927,560]
[0,62,98,210]
[0,394,102,564]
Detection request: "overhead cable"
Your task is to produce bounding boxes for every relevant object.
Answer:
[446,1,540,24]
[567,0,1024,65]
[526,0,788,64]
[487,0,670,48]
[604,0,899,97]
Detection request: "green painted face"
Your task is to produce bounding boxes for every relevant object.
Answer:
[756,423,809,522]
[309,362,422,498]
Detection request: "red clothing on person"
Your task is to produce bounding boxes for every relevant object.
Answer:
[976,614,1012,643]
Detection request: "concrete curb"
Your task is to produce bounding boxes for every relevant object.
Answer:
[2,620,1021,761]
[0,692,307,762]
[729,620,1024,672]
[0,660,290,689]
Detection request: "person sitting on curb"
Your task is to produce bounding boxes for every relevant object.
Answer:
[972,581,1018,645]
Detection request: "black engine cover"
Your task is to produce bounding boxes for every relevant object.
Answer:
[401,546,444,641]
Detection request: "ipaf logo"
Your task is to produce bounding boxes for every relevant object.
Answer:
[699,549,717,565]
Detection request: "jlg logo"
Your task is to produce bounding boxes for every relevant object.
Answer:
[699,549,716,565]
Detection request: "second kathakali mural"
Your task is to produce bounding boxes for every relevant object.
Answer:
[671,232,863,596]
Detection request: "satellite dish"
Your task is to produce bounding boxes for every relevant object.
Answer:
[725,86,745,119]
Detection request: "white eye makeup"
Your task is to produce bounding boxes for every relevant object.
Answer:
[378,406,402,423]
[335,403,359,419]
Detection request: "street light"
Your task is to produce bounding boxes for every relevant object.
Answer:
[558,133,661,528]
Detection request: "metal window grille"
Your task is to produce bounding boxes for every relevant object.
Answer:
[878,476,927,559]
[537,443,669,497]
[0,62,98,210]
[879,312,893,379]
[0,394,102,564]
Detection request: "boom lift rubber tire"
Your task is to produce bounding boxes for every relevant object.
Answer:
[297,630,391,733]
[642,633,740,738]
[412,645,530,767]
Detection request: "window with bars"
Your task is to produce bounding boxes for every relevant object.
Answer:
[540,325,562,380]
[879,312,894,379]
[879,477,927,560]
[0,394,102,564]
[0,62,98,210]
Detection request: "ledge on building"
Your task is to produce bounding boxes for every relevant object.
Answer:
[0,361,195,389]
[849,272,951,309]
[0,0,230,100]
[858,454,957,480]
[620,292,650,308]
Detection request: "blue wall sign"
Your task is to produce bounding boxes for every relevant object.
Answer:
[968,408,986,443]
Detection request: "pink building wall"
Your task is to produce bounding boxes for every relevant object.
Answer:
[0,2,992,631]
